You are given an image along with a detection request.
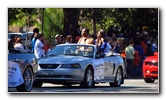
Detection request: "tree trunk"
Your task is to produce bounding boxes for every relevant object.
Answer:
[92,19,96,35]
[92,8,96,35]
[63,8,80,42]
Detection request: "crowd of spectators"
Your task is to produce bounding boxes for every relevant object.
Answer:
[8,25,158,78]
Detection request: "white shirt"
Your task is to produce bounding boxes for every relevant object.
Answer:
[14,43,24,51]
[34,39,45,58]
[101,42,112,53]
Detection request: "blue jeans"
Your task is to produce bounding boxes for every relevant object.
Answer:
[137,59,144,77]
[133,65,139,77]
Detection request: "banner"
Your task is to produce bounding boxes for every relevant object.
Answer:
[92,59,104,80]
[8,61,24,87]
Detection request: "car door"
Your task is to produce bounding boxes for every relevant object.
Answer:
[92,58,105,81]
[103,56,116,80]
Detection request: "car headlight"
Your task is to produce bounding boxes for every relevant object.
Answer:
[38,65,41,70]
[60,63,81,68]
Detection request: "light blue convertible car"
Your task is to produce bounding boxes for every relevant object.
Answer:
[8,49,38,92]
[34,44,125,88]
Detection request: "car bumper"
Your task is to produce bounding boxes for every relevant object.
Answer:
[143,65,158,79]
[35,68,84,83]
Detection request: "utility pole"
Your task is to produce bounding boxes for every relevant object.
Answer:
[25,14,30,48]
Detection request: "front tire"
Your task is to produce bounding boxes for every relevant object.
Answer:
[16,66,33,92]
[110,67,123,87]
[144,78,155,83]
[81,67,94,88]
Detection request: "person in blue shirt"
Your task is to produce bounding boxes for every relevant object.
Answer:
[31,28,39,53]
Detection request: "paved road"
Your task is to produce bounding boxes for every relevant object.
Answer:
[8,79,159,93]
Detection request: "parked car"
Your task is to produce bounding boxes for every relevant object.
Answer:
[8,33,22,42]
[143,52,158,83]
[34,44,125,88]
[8,32,33,49]
[8,49,38,92]
[21,32,33,47]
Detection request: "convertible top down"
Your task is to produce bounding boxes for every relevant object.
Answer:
[34,44,125,88]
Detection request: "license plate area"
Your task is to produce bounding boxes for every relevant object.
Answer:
[40,70,54,76]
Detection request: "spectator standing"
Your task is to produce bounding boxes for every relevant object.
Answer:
[34,34,45,58]
[142,26,149,36]
[134,40,145,77]
[47,43,54,54]
[140,38,147,55]
[65,35,72,44]
[44,39,49,54]
[133,50,140,78]
[31,28,39,53]
[55,34,63,45]
[146,44,154,56]
[151,39,158,53]
[125,40,135,78]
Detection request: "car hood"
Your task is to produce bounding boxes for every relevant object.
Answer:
[38,55,91,64]
[145,56,158,62]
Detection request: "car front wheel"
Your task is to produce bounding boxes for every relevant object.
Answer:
[110,67,123,87]
[16,66,33,92]
[81,67,94,88]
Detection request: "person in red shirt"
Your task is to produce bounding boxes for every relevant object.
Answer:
[44,39,49,54]
[141,41,147,55]
[133,50,140,78]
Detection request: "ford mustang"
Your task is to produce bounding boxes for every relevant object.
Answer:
[143,52,158,83]
[34,44,125,88]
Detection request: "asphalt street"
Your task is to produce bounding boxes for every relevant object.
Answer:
[8,79,159,93]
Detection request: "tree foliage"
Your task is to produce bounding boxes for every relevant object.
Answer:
[43,8,64,43]
[8,8,40,29]
[78,8,158,34]
[8,8,158,41]
[79,8,105,34]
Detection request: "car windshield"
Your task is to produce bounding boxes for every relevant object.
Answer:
[47,45,94,58]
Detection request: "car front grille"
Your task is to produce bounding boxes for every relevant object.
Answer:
[39,64,60,69]
[145,61,158,66]
[151,71,158,74]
